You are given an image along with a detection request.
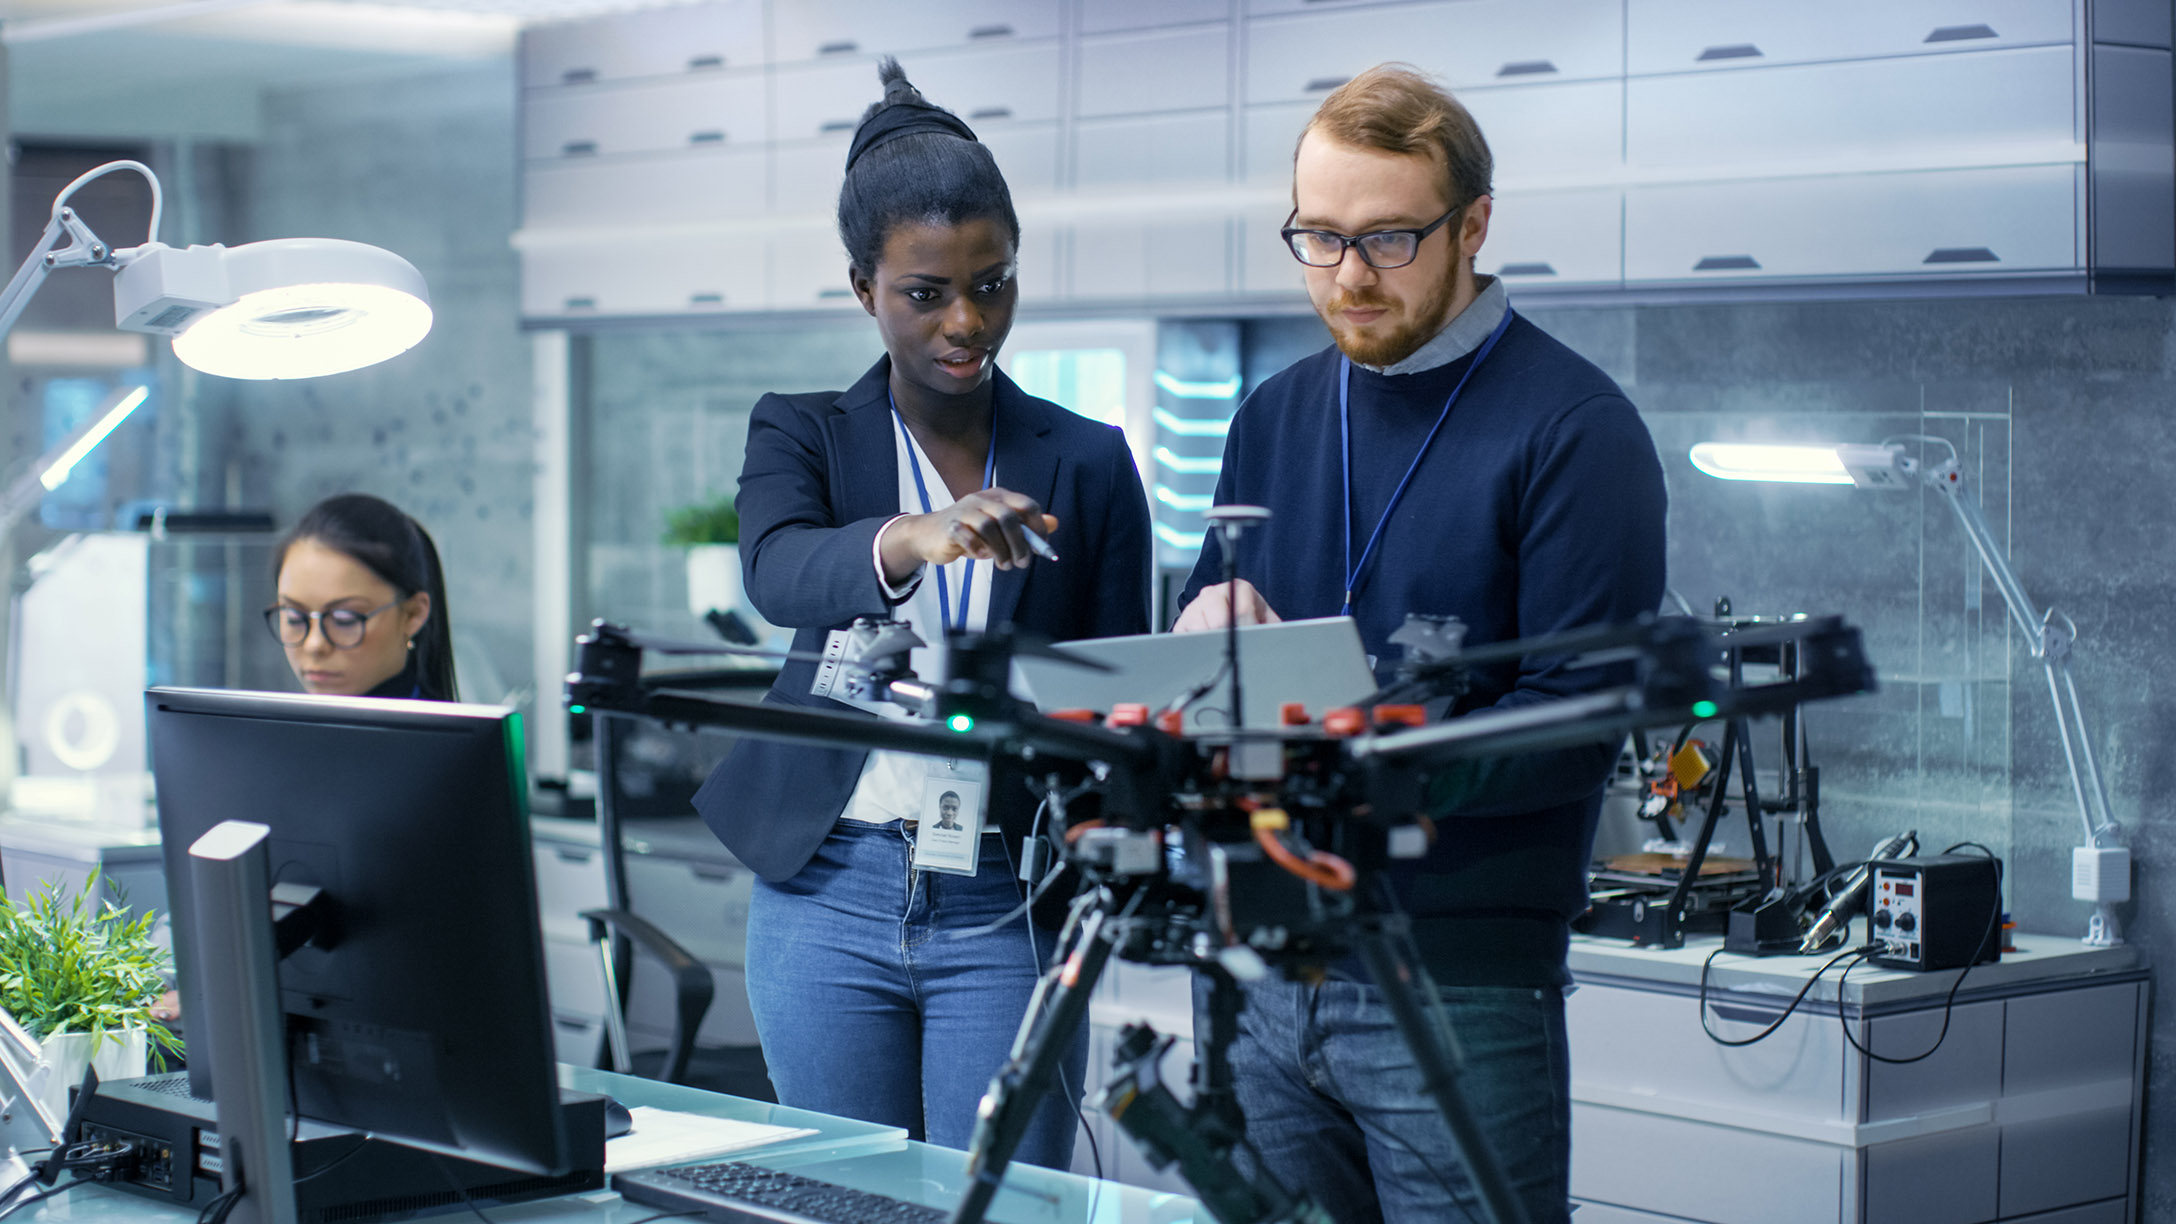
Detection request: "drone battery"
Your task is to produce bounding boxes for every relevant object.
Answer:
[1869,854,2001,971]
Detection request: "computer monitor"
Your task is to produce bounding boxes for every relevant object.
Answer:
[148,686,571,1177]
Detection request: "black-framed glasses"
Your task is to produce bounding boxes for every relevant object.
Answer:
[1281,203,1461,269]
[265,601,399,649]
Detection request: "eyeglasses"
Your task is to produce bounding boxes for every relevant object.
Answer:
[265,601,399,649]
[1281,203,1462,269]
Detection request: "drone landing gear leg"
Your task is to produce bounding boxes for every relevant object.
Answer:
[950,905,1116,1224]
[1350,920,1533,1224]
[1096,969,1330,1224]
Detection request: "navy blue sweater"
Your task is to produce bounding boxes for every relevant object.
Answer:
[1180,314,1667,986]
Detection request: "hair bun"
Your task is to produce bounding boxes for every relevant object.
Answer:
[877,56,925,108]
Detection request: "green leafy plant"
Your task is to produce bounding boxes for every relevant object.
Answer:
[662,496,740,547]
[0,871,181,1060]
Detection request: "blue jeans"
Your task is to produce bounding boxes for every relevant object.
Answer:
[1195,973,1571,1224]
[745,819,1085,1169]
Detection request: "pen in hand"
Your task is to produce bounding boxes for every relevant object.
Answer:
[1020,522,1060,562]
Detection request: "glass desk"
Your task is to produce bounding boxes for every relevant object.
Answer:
[15,1067,1203,1222]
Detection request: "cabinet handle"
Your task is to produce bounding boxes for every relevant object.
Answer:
[969,106,1013,121]
[820,119,857,134]
[560,140,599,157]
[818,288,854,299]
[689,292,724,305]
[1696,44,1762,62]
[561,68,597,85]
[1708,1003,1785,1026]
[554,847,595,864]
[689,130,726,144]
[554,1017,593,1033]
[1693,255,1761,271]
[1496,60,1557,78]
[692,867,737,882]
[563,296,598,310]
[1924,247,1999,264]
[1304,75,1352,93]
[819,39,859,56]
[1925,24,1998,43]
[688,54,724,70]
[968,23,1014,40]
[1498,261,1557,277]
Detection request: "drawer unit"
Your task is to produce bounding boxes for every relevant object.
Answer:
[623,853,753,970]
[1075,112,1232,189]
[768,228,860,309]
[772,42,1062,142]
[1246,0,1623,105]
[549,1010,606,1067]
[1625,0,2074,76]
[530,828,606,944]
[769,0,1061,65]
[1626,45,2078,174]
[1238,211,1301,296]
[1565,936,2147,1224]
[523,147,771,229]
[771,122,1059,216]
[627,958,761,1048]
[523,72,768,162]
[1076,24,1233,118]
[1624,163,2080,284]
[543,933,611,1017]
[1461,78,1621,183]
[1240,101,1312,187]
[522,0,764,88]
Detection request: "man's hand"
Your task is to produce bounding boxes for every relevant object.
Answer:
[1174,580,1282,632]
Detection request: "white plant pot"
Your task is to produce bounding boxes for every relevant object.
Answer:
[36,1026,148,1122]
[685,543,741,616]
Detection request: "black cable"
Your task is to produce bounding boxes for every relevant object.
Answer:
[625,1212,707,1224]
[290,1134,373,1186]
[196,1186,242,1224]
[1698,944,1867,1047]
[998,822,1103,1181]
[1833,842,2004,1066]
[0,1181,78,1221]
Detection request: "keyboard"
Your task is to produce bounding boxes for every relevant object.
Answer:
[616,1160,952,1224]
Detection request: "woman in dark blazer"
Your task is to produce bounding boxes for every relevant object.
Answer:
[692,61,1151,1169]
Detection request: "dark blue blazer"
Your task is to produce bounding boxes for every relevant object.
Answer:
[693,357,1153,883]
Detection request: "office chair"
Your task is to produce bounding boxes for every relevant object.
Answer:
[583,673,777,1098]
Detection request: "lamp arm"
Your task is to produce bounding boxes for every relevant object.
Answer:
[1925,465,2119,846]
[0,213,71,342]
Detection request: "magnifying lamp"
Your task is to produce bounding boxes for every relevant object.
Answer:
[1689,437,2130,946]
[0,160,432,381]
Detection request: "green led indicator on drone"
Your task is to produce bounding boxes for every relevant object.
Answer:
[569,704,587,715]
[1691,700,1719,718]
[947,713,975,733]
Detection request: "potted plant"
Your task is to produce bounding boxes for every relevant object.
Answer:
[664,495,741,616]
[0,872,181,1121]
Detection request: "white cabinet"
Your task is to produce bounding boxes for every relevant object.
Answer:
[1247,0,1622,105]
[769,0,1061,64]
[1076,112,1232,189]
[524,235,768,318]
[1485,188,1620,285]
[522,0,765,87]
[1083,0,1234,33]
[524,73,768,161]
[1463,78,1621,184]
[1625,46,2078,175]
[772,42,1062,142]
[1076,25,1232,118]
[1625,0,2075,75]
[1238,211,1300,295]
[1070,217,1231,300]
[524,147,771,228]
[1565,934,2147,1224]
[1624,164,2080,283]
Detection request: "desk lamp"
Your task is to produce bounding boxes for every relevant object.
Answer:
[1690,436,2128,945]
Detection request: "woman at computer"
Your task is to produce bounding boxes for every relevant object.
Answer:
[266,492,458,702]
[692,60,1151,1169]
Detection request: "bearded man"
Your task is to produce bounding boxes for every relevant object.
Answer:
[1172,63,1669,1224]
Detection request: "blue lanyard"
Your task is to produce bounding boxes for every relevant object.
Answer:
[893,398,997,632]
[1338,307,1515,617]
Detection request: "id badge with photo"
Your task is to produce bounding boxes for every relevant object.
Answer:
[913,758,988,876]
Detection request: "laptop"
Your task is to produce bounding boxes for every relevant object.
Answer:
[1012,616,1379,732]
